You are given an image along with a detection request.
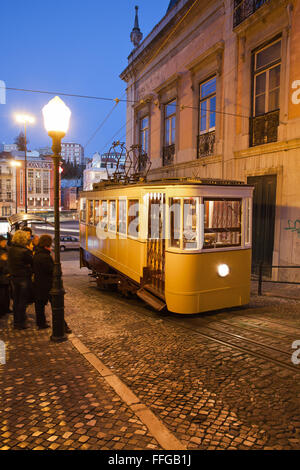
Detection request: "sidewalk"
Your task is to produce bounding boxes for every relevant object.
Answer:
[251,279,300,300]
[0,311,163,450]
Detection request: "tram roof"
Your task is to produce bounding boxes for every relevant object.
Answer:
[86,177,251,193]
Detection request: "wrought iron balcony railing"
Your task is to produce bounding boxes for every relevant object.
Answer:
[233,0,270,28]
[250,109,279,147]
[197,131,215,158]
[162,144,175,166]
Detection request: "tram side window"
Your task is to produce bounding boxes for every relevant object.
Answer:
[109,200,116,231]
[128,200,139,237]
[100,200,108,231]
[245,198,252,246]
[80,198,86,223]
[203,199,241,248]
[169,198,181,248]
[183,198,198,249]
[118,200,126,234]
[88,200,94,225]
[94,200,100,225]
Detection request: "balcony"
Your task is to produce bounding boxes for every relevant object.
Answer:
[162,144,175,166]
[250,109,279,147]
[197,131,215,158]
[233,0,270,28]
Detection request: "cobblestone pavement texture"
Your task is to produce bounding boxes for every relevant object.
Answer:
[0,309,161,450]
[62,262,300,450]
[0,259,299,450]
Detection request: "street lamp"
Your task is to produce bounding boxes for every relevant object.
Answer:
[15,114,35,213]
[10,160,21,214]
[42,96,71,343]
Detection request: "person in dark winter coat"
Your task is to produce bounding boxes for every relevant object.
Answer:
[33,234,53,329]
[33,234,72,333]
[7,230,33,329]
[0,235,8,255]
[0,250,10,315]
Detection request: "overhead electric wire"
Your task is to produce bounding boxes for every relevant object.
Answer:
[1,1,254,154]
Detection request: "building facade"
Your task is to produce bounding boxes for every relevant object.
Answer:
[61,142,84,166]
[83,152,125,191]
[120,0,300,279]
[0,150,55,213]
[0,155,14,217]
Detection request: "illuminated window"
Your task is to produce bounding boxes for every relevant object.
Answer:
[36,171,42,194]
[128,200,139,237]
[80,198,86,223]
[28,170,34,193]
[88,200,94,225]
[118,199,126,234]
[100,200,108,231]
[203,199,241,248]
[94,200,100,225]
[43,171,50,193]
[108,200,116,231]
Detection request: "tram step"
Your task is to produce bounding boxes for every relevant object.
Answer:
[137,288,166,311]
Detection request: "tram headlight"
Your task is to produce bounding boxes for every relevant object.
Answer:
[217,264,230,277]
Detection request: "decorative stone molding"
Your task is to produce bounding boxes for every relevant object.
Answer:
[234,138,300,159]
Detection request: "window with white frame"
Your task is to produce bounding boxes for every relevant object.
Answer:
[139,116,149,154]
[199,76,216,134]
[164,100,176,146]
[253,39,281,117]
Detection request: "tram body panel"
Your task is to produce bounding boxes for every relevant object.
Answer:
[165,249,251,314]
[85,224,146,283]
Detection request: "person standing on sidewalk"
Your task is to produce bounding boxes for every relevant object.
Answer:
[7,230,33,329]
[0,250,10,316]
[33,234,53,329]
[33,234,72,333]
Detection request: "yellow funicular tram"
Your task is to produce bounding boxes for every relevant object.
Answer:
[80,174,253,315]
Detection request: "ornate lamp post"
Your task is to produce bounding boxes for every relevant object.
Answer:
[42,96,71,343]
[15,114,35,213]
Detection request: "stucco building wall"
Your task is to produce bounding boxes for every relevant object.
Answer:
[121,0,300,279]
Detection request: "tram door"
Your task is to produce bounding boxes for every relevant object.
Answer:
[147,193,166,295]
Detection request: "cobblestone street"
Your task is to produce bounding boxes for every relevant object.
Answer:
[0,257,300,450]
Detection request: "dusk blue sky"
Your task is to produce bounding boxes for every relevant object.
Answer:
[0,1,169,158]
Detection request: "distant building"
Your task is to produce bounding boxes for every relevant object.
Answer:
[61,178,82,210]
[61,143,84,165]
[37,146,53,156]
[0,150,55,213]
[3,144,18,152]
[0,153,14,217]
[83,152,124,191]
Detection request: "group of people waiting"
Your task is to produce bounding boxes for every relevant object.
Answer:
[0,227,71,332]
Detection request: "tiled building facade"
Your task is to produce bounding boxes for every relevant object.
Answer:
[121,0,300,279]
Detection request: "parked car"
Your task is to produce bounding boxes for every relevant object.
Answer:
[60,235,80,251]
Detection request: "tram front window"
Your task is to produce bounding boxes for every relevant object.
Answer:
[203,199,241,248]
[169,198,181,248]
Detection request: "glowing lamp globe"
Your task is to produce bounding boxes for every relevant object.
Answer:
[42,96,71,136]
